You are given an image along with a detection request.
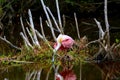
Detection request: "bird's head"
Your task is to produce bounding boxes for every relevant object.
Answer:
[54,34,74,51]
[56,34,63,44]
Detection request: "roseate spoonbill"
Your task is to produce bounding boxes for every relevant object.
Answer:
[52,34,74,65]
[54,34,74,51]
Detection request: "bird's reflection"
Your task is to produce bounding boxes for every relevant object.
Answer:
[55,54,77,80]
[56,68,77,80]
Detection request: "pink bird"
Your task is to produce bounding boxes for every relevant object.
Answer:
[54,34,74,51]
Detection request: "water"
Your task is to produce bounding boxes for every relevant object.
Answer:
[1,60,120,80]
[0,62,103,80]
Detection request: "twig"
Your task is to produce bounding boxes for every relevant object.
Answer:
[46,7,61,33]
[86,39,106,51]
[40,0,56,41]
[56,0,64,34]
[46,66,52,80]
[104,0,109,31]
[115,43,120,49]
[28,9,40,47]
[62,14,66,29]
[26,27,35,44]
[39,17,46,41]
[20,17,29,46]
[39,17,53,50]
[74,13,80,39]
[20,17,27,38]
[35,30,44,39]
[81,21,96,27]
[104,0,110,47]
[33,71,37,80]
[20,32,33,48]
[94,18,104,39]
[80,61,82,80]
[45,20,59,32]
[28,70,36,80]
[9,60,34,63]
[86,40,100,47]
[0,36,21,50]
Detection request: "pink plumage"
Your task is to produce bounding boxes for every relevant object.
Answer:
[54,34,74,50]
[56,69,77,80]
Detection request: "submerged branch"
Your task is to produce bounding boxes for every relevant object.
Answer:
[37,69,43,80]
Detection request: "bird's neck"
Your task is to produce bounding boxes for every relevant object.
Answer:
[55,42,61,51]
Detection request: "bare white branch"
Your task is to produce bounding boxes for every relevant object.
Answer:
[56,0,63,34]
[0,36,21,50]
[26,27,35,44]
[94,18,104,39]
[20,17,27,38]
[39,17,53,49]
[40,17,46,41]
[40,0,56,41]
[35,30,44,39]
[104,0,110,47]
[74,13,80,39]
[20,32,33,48]
[62,14,66,29]
[46,7,61,33]
[104,0,109,31]
[28,9,40,47]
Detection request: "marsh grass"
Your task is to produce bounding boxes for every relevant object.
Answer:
[0,39,91,67]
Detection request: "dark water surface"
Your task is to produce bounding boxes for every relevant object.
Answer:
[0,62,103,80]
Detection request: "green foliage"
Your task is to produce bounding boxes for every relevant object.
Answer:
[115,38,120,43]
[0,0,6,5]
